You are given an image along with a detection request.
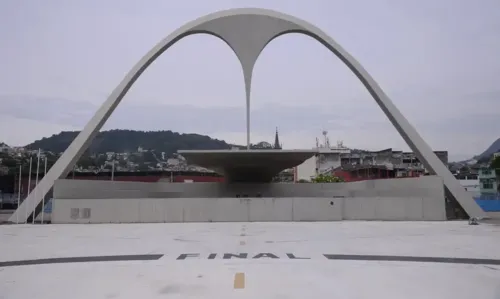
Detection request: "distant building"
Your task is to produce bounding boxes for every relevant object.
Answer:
[295,156,316,181]
[293,131,448,182]
[332,164,398,182]
[166,158,180,166]
[493,152,500,160]
[0,143,10,153]
[478,168,498,195]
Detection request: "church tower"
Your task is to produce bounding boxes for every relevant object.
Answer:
[273,127,282,149]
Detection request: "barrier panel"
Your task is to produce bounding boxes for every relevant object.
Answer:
[51,176,448,223]
[51,196,446,223]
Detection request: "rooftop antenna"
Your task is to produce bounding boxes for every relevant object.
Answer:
[322,130,328,148]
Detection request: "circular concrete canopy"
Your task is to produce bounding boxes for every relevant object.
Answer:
[178,149,317,183]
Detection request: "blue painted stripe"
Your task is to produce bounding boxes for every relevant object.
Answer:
[474,198,500,212]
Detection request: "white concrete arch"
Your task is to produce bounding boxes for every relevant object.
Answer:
[11,7,485,223]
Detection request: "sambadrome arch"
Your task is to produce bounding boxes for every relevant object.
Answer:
[11,8,485,222]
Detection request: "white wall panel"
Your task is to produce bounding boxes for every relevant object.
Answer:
[163,198,185,222]
[343,198,377,220]
[114,199,140,223]
[52,195,447,223]
[139,199,164,223]
[292,198,342,221]
[422,197,446,221]
[375,198,420,220]
[182,198,215,222]
[248,198,292,222]
[212,198,249,222]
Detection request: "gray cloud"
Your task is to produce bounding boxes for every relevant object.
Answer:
[0,94,371,134]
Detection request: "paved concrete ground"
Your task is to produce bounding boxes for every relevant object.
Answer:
[1,221,500,299]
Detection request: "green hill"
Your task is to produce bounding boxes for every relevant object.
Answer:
[477,138,500,162]
[25,129,234,156]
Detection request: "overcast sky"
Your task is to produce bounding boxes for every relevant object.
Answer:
[1,0,499,161]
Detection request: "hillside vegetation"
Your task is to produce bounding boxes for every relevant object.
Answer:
[26,130,234,156]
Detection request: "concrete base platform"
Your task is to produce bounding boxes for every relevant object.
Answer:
[1,222,500,299]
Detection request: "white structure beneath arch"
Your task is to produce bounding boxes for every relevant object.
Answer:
[10,8,485,223]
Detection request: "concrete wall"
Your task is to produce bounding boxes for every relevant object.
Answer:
[51,176,447,223]
[342,197,442,220]
[51,197,344,223]
[51,196,445,223]
[54,175,445,200]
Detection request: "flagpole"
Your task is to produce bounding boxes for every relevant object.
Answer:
[41,157,47,224]
[33,149,41,224]
[26,156,32,224]
[17,164,21,224]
